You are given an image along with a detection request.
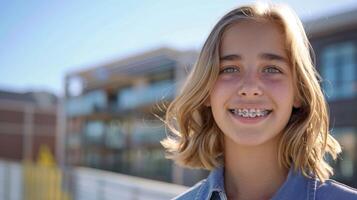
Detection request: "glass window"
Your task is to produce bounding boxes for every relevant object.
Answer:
[131,120,166,146]
[118,79,175,109]
[84,121,105,144]
[331,127,356,182]
[105,120,125,149]
[85,151,101,168]
[66,90,107,117]
[321,42,356,100]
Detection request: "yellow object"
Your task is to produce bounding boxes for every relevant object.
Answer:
[37,144,56,167]
[23,144,72,200]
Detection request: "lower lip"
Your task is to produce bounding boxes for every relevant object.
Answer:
[228,111,271,124]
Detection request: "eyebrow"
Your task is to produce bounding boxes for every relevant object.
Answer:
[220,53,288,63]
[220,54,242,61]
[260,53,288,63]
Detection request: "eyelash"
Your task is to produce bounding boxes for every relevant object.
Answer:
[263,66,282,74]
[219,66,239,74]
[219,65,282,74]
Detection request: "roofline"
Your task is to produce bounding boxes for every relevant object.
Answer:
[304,6,357,38]
[66,47,197,79]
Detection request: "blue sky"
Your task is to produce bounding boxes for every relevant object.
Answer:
[0,0,356,96]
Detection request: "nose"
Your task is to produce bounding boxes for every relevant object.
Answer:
[237,72,263,97]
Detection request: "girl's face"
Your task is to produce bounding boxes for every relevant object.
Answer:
[207,20,300,147]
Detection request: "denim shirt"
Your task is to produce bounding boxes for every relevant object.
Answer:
[173,166,357,200]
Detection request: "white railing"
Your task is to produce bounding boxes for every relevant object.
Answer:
[0,160,23,200]
[73,167,187,200]
[0,160,187,200]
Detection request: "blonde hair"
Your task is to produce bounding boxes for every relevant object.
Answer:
[161,3,341,182]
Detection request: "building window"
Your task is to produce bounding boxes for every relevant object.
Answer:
[331,127,356,182]
[321,42,356,100]
[118,79,175,109]
[105,120,125,149]
[84,121,105,145]
[66,90,107,117]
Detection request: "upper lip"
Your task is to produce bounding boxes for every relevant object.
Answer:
[227,102,273,111]
[228,107,272,111]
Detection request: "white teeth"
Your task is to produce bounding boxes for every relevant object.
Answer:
[242,109,248,117]
[249,109,256,117]
[230,108,270,118]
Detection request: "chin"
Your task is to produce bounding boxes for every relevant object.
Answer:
[226,131,280,147]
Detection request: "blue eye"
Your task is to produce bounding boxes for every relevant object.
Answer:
[263,66,282,74]
[219,66,240,74]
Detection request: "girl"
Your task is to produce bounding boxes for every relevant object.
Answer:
[161,3,357,200]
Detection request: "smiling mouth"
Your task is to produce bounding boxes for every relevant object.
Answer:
[228,108,273,118]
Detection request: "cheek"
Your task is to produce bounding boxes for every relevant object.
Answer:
[264,79,295,102]
[211,78,232,94]
[209,79,234,106]
[210,84,224,105]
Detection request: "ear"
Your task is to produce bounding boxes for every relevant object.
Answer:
[293,97,301,108]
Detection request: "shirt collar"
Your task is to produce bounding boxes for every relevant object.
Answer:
[205,166,225,199]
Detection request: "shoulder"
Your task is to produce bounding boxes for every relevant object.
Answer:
[316,179,357,200]
[172,179,208,200]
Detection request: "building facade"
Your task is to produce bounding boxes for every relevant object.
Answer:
[64,48,206,185]
[306,7,357,187]
[0,90,58,162]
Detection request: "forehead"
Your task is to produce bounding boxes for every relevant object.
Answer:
[220,20,287,57]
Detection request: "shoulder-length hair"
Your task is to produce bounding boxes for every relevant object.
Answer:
[161,3,341,182]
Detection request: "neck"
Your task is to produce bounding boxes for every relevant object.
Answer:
[223,136,288,200]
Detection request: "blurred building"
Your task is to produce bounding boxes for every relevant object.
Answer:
[306,7,357,186]
[0,90,58,162]
[64,47,207,185]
